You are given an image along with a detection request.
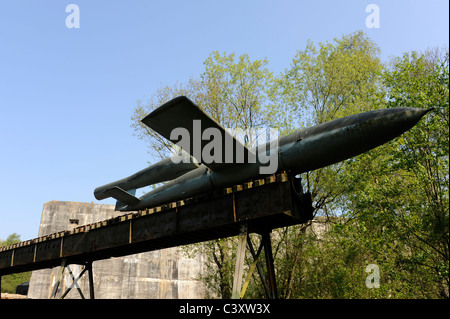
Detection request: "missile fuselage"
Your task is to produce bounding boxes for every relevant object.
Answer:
[94,97,431,212]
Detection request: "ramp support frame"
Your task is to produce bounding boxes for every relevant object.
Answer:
[50,259,94,299]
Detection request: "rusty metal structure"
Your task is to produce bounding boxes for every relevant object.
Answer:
[0,172,311,299]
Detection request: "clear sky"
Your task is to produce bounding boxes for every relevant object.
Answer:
[0,0,448,241]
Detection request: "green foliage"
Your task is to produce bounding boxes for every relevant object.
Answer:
[1,272,31,295]
[322,48,449,298]
[273,30,383,127]
[199,51,274,130]
[265,38,448,299]
[272,30,384,220]
[1,234,32,294]
[0,233,21,247]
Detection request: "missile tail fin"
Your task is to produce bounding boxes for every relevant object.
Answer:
[114,201,127,211]
[104,186,140,211]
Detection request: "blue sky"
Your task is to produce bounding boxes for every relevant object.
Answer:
[0,0,448,241]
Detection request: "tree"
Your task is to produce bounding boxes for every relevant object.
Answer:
[319,48,449,298]
[131,79,201,160]
[268,37,448,299]
[273,30,382,125]
[379,49,448,297]
[131,52,274,157]
[273,30,384,218]
[0,233,21,247]
[198,51,273,131]
[267,31,384,298]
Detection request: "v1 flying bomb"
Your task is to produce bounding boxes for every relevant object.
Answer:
[94,96,432,211]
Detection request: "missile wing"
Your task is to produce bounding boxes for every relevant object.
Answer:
[141,96,255,171]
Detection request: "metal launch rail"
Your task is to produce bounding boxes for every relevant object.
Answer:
[0,172,313,298]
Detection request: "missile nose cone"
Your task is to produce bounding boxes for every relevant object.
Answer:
[378,107,434,145]
[416,107,434,117]
[423,107,435,116]
[405,107,434,125]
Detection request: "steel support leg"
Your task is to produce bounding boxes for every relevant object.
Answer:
[232,224,248,299]
[232,228,278,299]
[59,262,94,299]
[262,231,278,299]
[247,234,269,296]
[60,265,87,299]
[50,260,95,299]
[240,234,266,298]
[50,259,67,299]
[86,261,95,299]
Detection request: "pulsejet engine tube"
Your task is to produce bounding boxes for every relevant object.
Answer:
[94,152,199,201]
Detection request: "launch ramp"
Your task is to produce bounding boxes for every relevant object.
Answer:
[0,173,312,280]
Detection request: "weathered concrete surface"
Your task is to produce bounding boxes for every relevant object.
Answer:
[27,201,206,299]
